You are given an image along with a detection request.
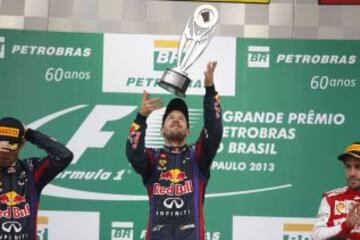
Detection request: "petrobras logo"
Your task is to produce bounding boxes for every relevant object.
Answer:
[247,46,270,68]
[10,45,91,57]
[153,39,179,71]
[276,53,356,65]
[38,210,99,240]
[247,44,356,67]
[0,36,5,59]
[102,33,236,96]
[0,33,93,58]
[111,221,134,240]
[233,216,315,240]
[37,216,49,240]
[282,223,313,240]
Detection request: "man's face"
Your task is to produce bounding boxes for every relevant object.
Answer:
[0,141,21,167]
[161,110,189,143]
[344,157,360,190]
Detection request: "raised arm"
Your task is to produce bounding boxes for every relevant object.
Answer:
[126,91,162,182]
[26,128,73,191]
[195,61,223,178]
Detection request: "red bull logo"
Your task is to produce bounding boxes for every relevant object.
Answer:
[159,169,187,183]
[153,180,193,196]
[0,205,30,219]
[0,191,26,207]
[0,191,30,220]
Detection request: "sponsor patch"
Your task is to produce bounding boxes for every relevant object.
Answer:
[0,127,19,138]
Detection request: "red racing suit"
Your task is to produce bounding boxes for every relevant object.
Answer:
[126,86,222,240]
[313,186,360,240]
[0,129,73,240]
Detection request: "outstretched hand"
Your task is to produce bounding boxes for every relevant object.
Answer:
[139,90,163,117]
[347,203,360,228]
[204,61,217,87]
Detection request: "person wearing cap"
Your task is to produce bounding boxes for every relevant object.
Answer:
[313,142,360,240]
[0,117,73,240]
[126,61,222,240]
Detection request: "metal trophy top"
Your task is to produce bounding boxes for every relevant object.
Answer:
[158,5,218,97]
[176,4,219,73]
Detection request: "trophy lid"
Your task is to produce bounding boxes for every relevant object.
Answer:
[193,5,219,29]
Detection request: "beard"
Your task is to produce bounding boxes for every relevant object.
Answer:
[0,157,16,167]
[163,128,187,143]
[348,177,360,190]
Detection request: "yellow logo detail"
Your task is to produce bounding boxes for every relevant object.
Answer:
[159,159,167,167]
[335,201,346,214]
[0,127,19,138]
[0,191,26,207]
[130,123,140,131]
[154,40,178,49]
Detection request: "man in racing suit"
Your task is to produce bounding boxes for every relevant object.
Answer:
[313,142,360,240]
[0,117,73,240]
[126,61,222,240]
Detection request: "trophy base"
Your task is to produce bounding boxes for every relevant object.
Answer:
[158,68,191,98]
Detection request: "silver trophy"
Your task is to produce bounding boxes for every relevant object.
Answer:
[158,5,219,97]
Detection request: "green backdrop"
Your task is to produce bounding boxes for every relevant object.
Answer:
[0,29,359,240]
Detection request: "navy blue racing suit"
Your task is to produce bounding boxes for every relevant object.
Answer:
[0,129,73,240]
[126,86,223,240]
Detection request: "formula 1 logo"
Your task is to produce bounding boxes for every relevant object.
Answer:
[27,104,143,201]
[28,105,137,164]
[0,36,5,59]
[27,104,202,201]
[28,104,292,201]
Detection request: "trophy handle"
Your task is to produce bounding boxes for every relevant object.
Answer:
[180,33,214,71]
[179,41,196,71]
[177,18,192,69]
